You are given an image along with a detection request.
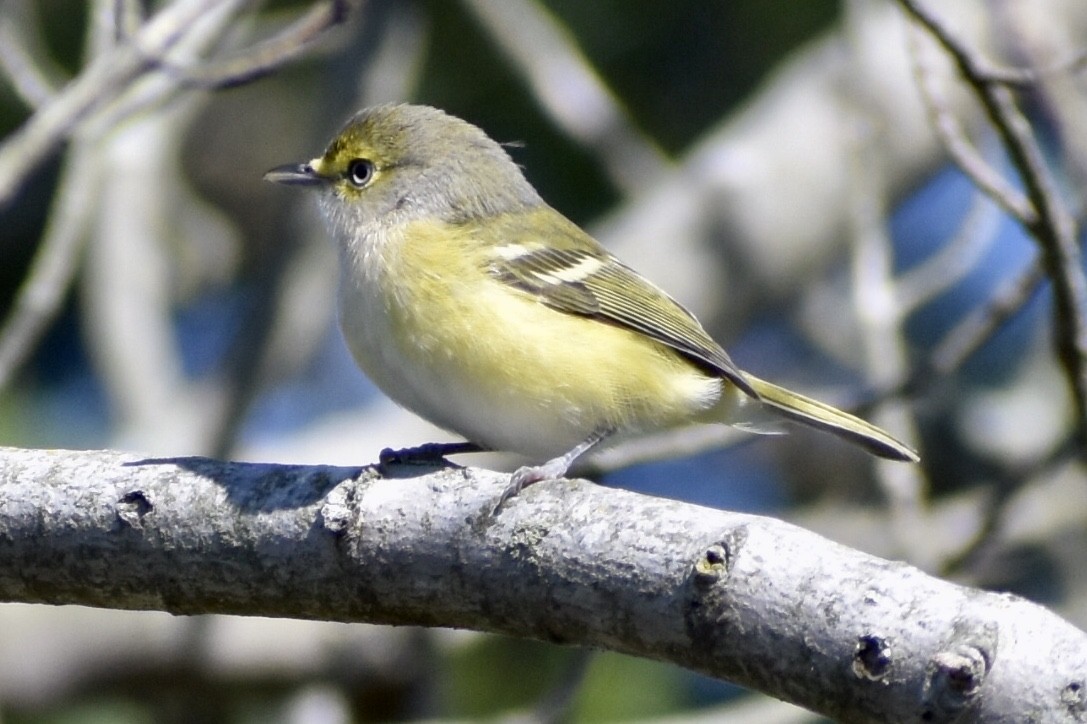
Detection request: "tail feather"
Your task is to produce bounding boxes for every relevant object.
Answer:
[743,374,919,463]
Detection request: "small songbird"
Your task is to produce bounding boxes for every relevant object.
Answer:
[265,104,917,506]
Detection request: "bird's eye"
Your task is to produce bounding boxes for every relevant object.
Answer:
[346,158,375,187]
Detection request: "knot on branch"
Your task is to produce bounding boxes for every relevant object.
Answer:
[319,481,358,537]
[1062,680,1087,720]
[690,525,748,589]
[115,489,153,529]
[921,638,992,721]
[693,543,731,585]
[852,634,893,682]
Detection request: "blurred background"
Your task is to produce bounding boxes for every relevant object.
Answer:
[2,0,1087,721]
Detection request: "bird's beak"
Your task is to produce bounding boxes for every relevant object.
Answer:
[263,162,326,187]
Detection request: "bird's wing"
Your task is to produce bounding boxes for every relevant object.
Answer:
[485,224,757,398]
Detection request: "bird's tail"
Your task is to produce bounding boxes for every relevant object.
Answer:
[743,374,919,462]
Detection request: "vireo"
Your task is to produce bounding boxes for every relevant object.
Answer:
[265,104,918,506]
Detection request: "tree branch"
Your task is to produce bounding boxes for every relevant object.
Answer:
[135,0,357,90]
[897,0,1087,453]
[0,446,1084,721]
[0,0,225,208]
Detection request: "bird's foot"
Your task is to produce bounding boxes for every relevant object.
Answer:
[379,441,484,469]
[491,459,569,515]
[489,429,611,516]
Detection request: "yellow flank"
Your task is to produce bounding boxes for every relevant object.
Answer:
[376,218,726,455]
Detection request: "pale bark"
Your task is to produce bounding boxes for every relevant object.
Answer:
[0,446,1084,722]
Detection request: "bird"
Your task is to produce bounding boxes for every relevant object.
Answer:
[264,103,917,509]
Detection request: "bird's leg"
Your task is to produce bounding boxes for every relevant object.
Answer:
[379,441,486,467]
[492,429,611,514]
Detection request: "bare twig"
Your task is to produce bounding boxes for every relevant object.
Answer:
[0,0,225,208]
[0,148,100,392]
[0,1,64,108]
[929,259,1046,377]
[110,0,147,42]
[895,187,1002,315]
[840,72,925,560]
[79,108,226,453]
[906,24,1034,223]
[941,435,1078,577]
[0,0,356,404]
[862,259,1045,408]
[0,0,237,400]
[133,0,357,90]
[969,51,1087,86]
[0,0,125,395]
[898,0,1087,452]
